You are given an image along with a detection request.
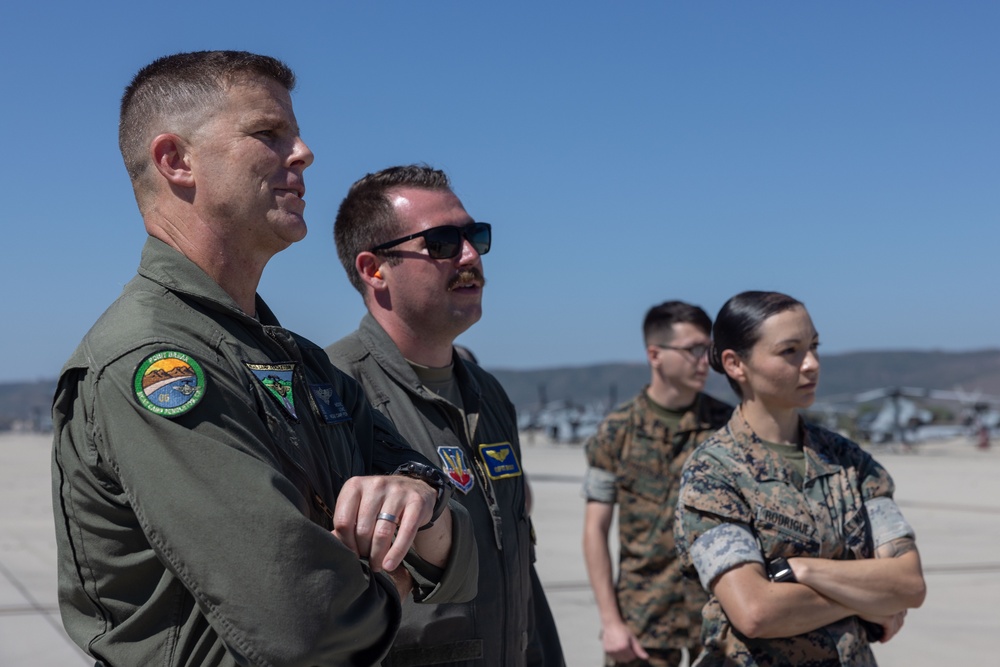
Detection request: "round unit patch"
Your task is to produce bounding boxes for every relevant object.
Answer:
[133,351,206,417]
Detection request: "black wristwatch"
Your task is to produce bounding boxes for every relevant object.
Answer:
[392,461,454,530]
[766,557,797,583]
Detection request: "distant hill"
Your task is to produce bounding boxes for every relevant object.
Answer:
[489,349,1000,413]
[4,349,999,430]
[0,379,56,430]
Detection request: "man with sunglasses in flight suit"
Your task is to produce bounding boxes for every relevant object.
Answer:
[327,165,564,667]
[582,301,732,667]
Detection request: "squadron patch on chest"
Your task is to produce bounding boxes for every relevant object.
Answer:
[309,383,352,425]
[246,363,297,420]
[437,446,476,493]
[478,442,522,480]
[133,350,206,418]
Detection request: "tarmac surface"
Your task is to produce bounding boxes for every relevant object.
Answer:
[3,430,998,666]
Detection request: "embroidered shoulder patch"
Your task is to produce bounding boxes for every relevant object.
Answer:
[437,446,476,494]
[478,442,522,480]
[133,350,206,417]
[246,363,297,420]
[309,383,352,424]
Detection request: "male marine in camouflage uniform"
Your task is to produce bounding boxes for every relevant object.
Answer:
[582,302,732,667]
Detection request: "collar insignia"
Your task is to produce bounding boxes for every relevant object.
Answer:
[437,446,475,493]
[246,363,297,420]
[478,442,522,480]
[133,351,206,418]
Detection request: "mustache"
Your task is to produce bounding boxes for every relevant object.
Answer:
[448,267,486,290]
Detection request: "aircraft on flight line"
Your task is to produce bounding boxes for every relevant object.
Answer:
[516,383,617,444]
[811,386,1000,445]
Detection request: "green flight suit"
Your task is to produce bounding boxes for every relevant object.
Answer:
[51,238,476,667]
[327,314,564,667]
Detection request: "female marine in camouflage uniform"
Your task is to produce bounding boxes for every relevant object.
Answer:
[675,291,926,666]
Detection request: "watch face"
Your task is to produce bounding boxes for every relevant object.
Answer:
[767,558,794,582]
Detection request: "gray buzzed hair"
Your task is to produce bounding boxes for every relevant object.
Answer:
[118,50,295,207]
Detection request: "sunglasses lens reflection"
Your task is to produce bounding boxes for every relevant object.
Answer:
[469,223,491,255]
[425,223,491,259]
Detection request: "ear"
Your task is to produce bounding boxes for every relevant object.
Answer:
[150,133,195,188]
[356,252,386,290]
[645,344,659,366]
[720,349,746,384]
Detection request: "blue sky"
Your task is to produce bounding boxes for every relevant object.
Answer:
[2,2,997,383]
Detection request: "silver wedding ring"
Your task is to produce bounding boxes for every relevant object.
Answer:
[376,511,400,525]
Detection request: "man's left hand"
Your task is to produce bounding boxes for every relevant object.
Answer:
[331,475,437,572]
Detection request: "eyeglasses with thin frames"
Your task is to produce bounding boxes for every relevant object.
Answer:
[653,342,711,360]
[370,222,491,260]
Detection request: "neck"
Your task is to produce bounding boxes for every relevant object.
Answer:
[146,215,268,315]
[740,400,800,444]
[646,377,697,411]
[374,313,455,367]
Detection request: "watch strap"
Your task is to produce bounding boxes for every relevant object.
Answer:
[766,556,797,583]
[392,461,454,530]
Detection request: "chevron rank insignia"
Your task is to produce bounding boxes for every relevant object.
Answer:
[478,442,522,480]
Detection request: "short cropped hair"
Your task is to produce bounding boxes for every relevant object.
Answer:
[642,301,712,346]
[119,50,295,209]
[334,164,452,294]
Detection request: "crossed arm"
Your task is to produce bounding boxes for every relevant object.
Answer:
[711,536,926,641]
[333,474,454,597]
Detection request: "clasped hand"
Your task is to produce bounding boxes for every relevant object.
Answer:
[331,474,437,576]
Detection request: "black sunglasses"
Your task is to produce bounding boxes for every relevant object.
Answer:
[370,222,492,259]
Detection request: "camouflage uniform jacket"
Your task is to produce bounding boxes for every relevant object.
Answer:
[675,411,913,666]
[583,390,732,651]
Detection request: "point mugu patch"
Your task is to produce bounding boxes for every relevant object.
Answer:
[133,351,206,417]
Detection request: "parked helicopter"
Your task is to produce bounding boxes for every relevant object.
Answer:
[812,386,1000,447]
[517,383,617,444]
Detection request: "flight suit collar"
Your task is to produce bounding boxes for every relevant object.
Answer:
[356,313,483,411]
[136,236,279,327]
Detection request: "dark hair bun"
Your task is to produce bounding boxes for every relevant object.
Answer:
[708,342,725,374]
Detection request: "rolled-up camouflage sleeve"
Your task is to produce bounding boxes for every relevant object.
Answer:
[582,465,616,503]
[866,497,915,547]
[675,447,760,590]
[582,418,622,502]
[689,523,764,590]
[854,446,915,546]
